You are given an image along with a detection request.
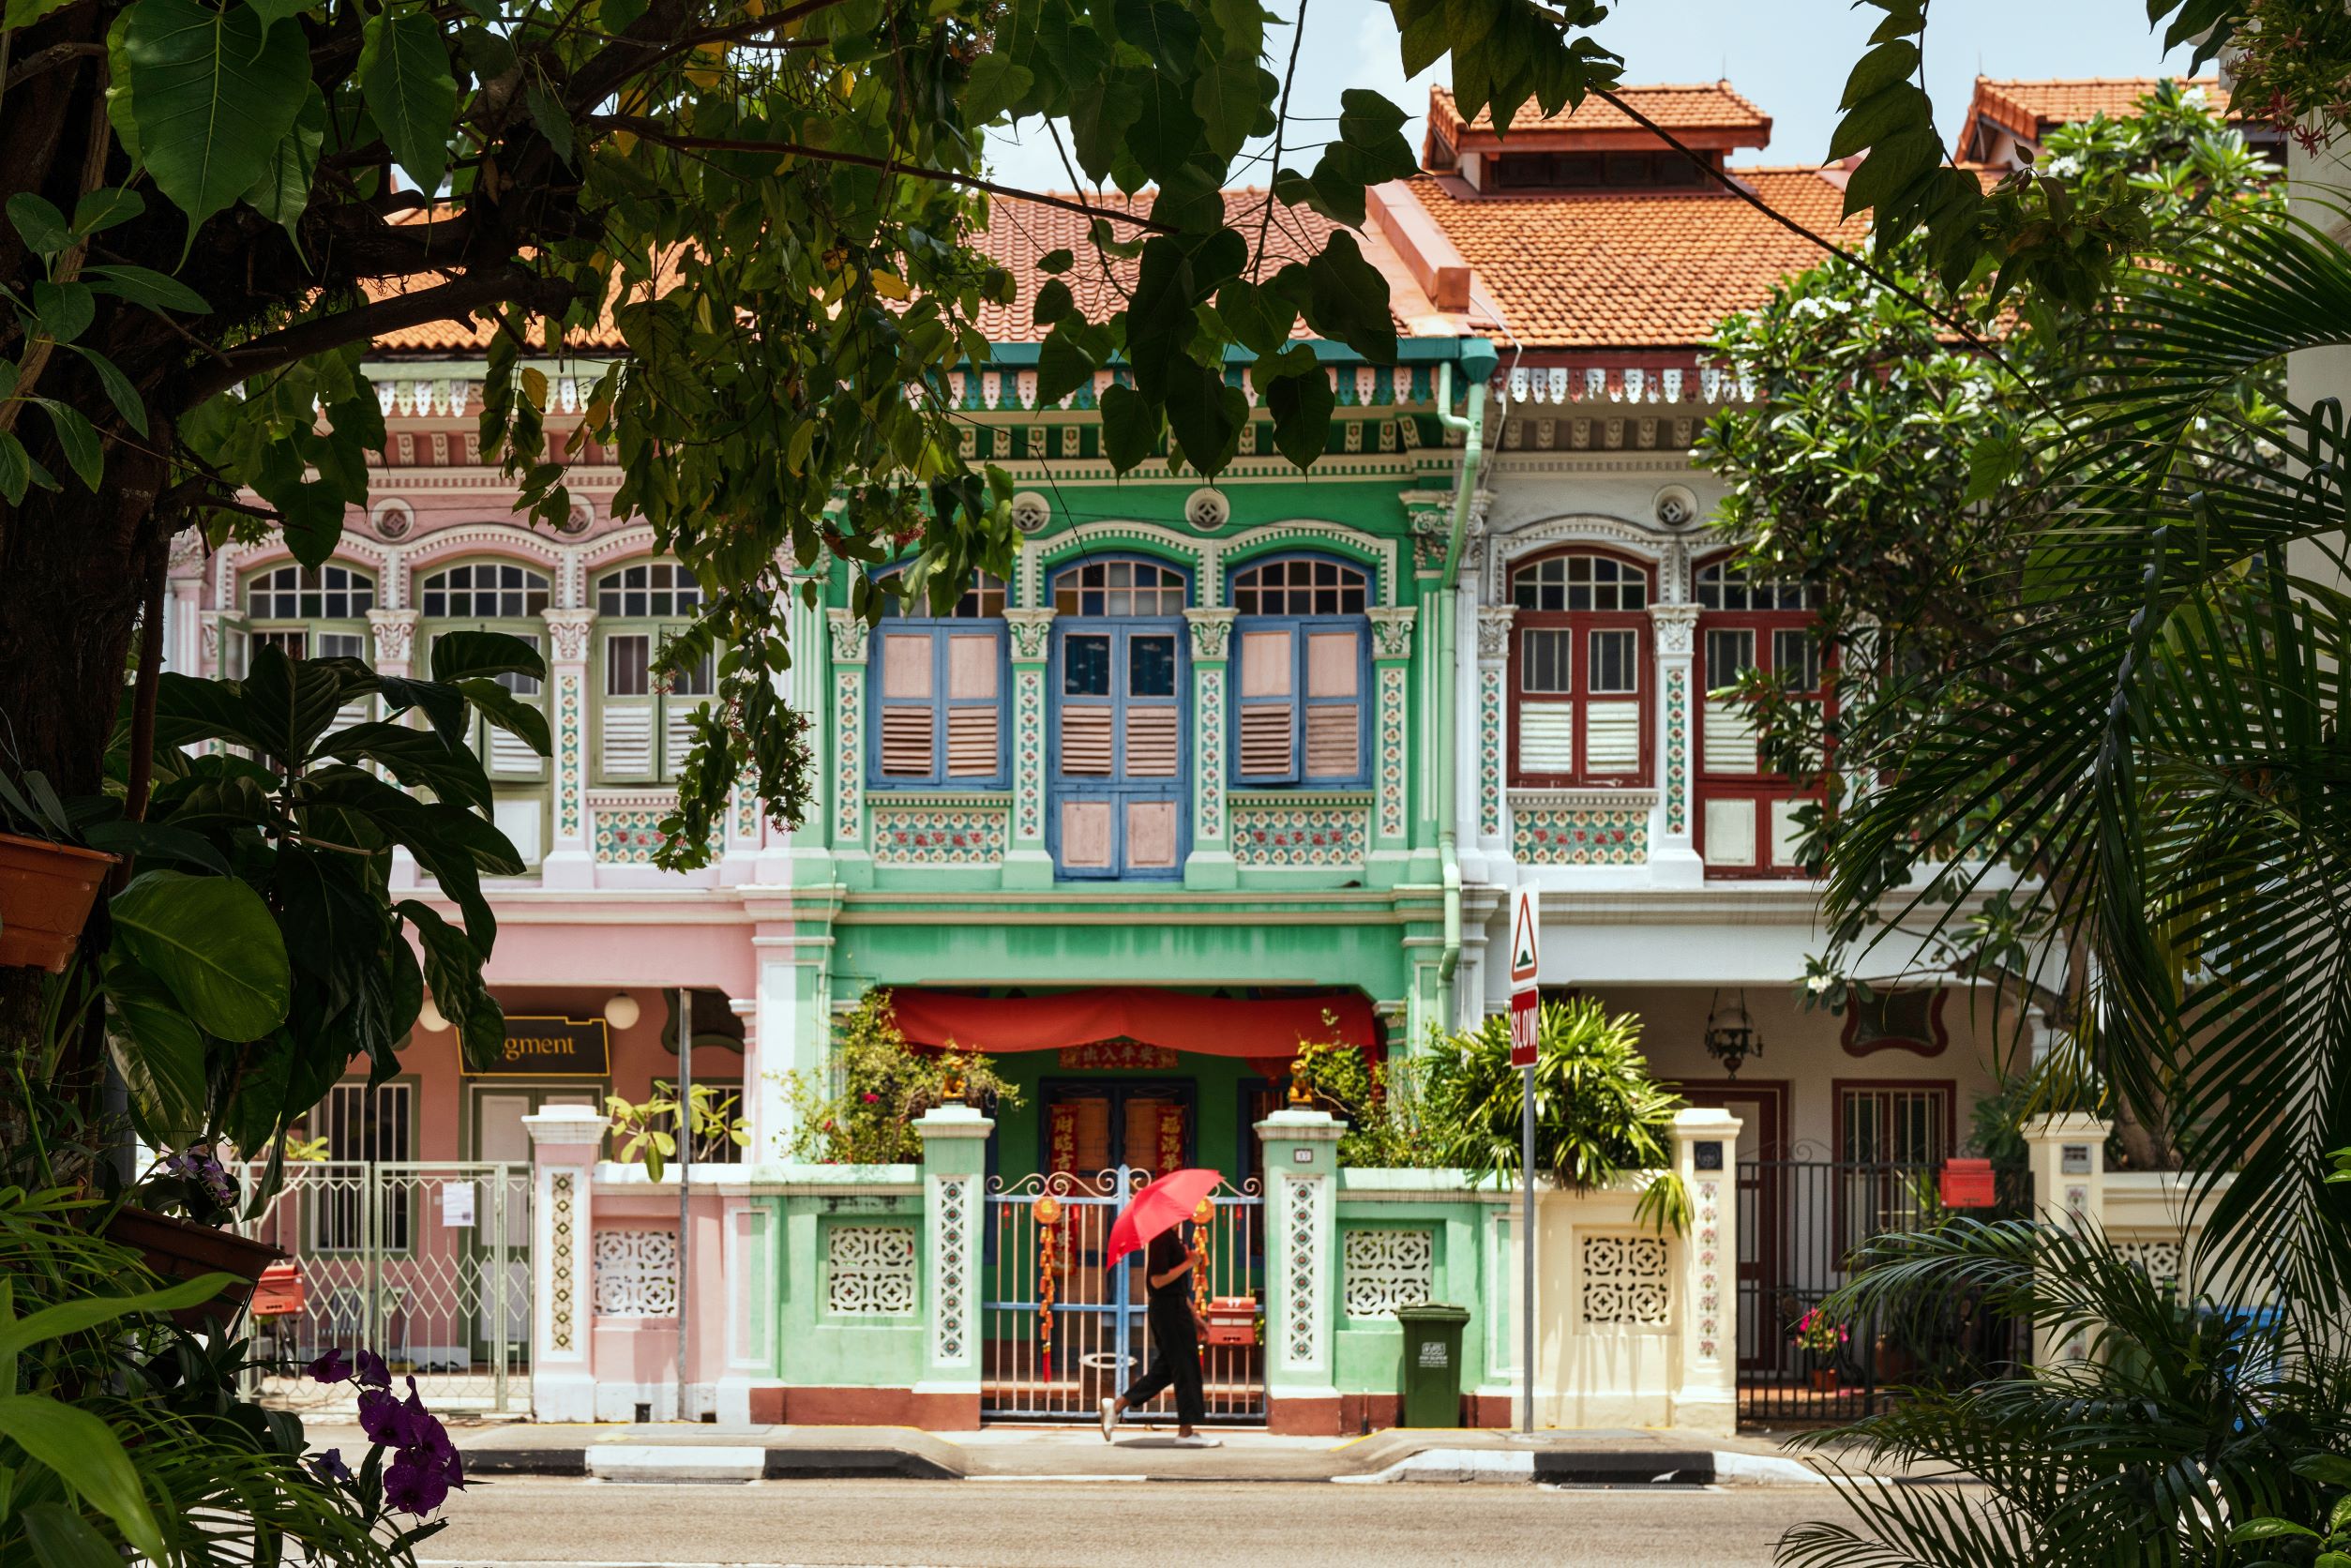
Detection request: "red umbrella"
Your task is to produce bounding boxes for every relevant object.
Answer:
[1106,1168,1224,1266]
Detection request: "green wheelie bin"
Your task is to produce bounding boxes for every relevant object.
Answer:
[1394,1303,1472,1428]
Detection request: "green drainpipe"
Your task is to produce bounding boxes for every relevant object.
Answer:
[1430,342,1497,1033]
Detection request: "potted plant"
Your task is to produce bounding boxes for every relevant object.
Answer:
[0,770,117,972]
[1792,1306,1849,1392]
[108,1144,287,1329]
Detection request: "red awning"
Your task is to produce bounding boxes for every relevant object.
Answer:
[886,988,1378,1060]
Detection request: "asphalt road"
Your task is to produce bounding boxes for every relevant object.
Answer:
[417,1478,1843,1567]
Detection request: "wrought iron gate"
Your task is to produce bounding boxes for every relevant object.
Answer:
[234,1161,532,1413]
[982,1168,1264,1424]
[1735,1158,2024,1425]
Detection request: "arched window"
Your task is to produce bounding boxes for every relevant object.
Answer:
[1229,555,1371,785]
[231,563,375,675]
[870,570,1007,787]
[594,561,712,783]
[1506,550,1651,786]
[422,561,554,794]
[1695,557,1823,878]
[1052,559,1187,617]
[1047,559,1189,879]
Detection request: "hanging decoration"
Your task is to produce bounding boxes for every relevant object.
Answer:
[1047,1103,1079,1176]
[1703,988,1764,1078]
[1032,1193,1062,1384]
[1190,1197,1213,1316]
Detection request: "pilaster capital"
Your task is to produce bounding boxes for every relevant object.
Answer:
[1366,607,1418,661]
[538,608,596,665]
[1003,608,1058,662]
[1650,603,1700,657]
[826,608,872,664]
[1183,607,1239,660]
[1475,605,1516,662]
[368,607,422,666]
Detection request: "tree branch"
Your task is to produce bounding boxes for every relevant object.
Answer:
[2,40,105,93]
[586,116,1175,233]
[186,266,577,405]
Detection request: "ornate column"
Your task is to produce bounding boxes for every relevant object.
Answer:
[1473,606,1515,867]
[165,530,207,676]
[1257,1107,1344,1435]
[522,1104,606,1422]
[777,570,832,883]
[1182,608,1236,890]
[1669,1107,1741,1437]
[1649,604,1703,886]
[824,611,874,889]
[1364,607,1417,885]
[914,1106,991,1427]
[539,608,596,889]
[1002,608,1056,890]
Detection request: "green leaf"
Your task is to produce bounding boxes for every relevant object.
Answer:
[0,1396,169,1564]
[237,642,348,761]
[2231,1519,2320,1543]
[1039,248,1076,275]
[6,193,70,257]
[964,50,1034,125]
[3,0,81,27]
[30,282,94,344]
[239,82,325,249]
[70,187,144,239]
[21,1502,126,1568]
[110,869,293,1042]
[1032,278,1076,328]
[153,671,266,751]
[82,264,210,315]
[1034,316,1100,405]
[1264,363,1334,468]
[320,721,493,811]
[524,77,575,165]
[68,347,149,438]
[101,949,210,1146]
[1098,383,1159,472]
[398,899,504,1068]
[0,432,32,506]
[1299,233,1396,365]
[430,628,547,684]
[35,400,102,491]
[1217,278,1292,355]
[1840,38,1921,110]
[1191,50,1261,158]
[456,679,552,757]
[359,11,460,196]
[122,0,309,234]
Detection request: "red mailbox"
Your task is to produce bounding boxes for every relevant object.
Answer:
[1202,1296,1258,1347]
[1939,1158,1997,1210]
[251,1260,307,1319]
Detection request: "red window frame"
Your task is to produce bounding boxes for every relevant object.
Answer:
[1693,553,1830,880]
[1505,548,1654,788]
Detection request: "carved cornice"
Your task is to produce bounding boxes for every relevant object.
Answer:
[1366,608,1417,661]
[1183,608,1238,660]
[1650,603,1699,657]
[1002,608,1057,661]
[1475,606,1515,662]
[827,608,872,664]
[367,608,421,665]
[541,608,596,665]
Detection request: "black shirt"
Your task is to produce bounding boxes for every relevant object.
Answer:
[1145,1226,1192,1305]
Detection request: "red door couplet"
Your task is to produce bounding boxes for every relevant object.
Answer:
[1509,988,1540,1069]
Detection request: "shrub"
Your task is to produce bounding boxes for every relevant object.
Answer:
[770,989,1020,1164]
[1287,1019,1440,1168]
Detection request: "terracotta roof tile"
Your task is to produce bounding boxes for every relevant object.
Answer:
[1429,82,1771,140]
[1969,75,2224,141]
[1405,168,1868,349]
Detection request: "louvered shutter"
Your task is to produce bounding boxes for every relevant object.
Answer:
[1303,629,1361,778]
[601,705,654,776]
[1703,700,1758,772]
[944,633,1000,778]
[1516,701,1575,773]
[332,698,371,735]
[1123,708,1180,776]
[489,722,540,776]
[1584,701,1642,773]
[1060,706,1113,774]
[1237,628,1294,779]
[878,631,937,779]
[664,701,705,774]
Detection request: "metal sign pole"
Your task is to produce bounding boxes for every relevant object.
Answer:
[1521,1064,1534,1435]
[676,987,692,1420]
[1506,886,1543,1437]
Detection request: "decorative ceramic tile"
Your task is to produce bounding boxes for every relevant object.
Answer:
[1231,801,1369,867]
[556,672,583,837]
[869,805,1007,864]
[934,1177,970,1364]
[1014,668,1045,843]
[835,669,863,846]
[1284,1175,1322,1366]
[1695,1179,1720,1359]
[1479,668,1503,840]
[1378,666,1408,842]
[550,1173,576,1351]
[825,1224,918,1315]
[1197,667,1226,842]
[1579,1232,1669,1326]
[1342,1228,1434,1319]
[1665,666,1689,837]
[1514,807,1648,865]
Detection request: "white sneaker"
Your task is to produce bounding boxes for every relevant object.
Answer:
[1174,1435,1222,1448]
[1099,1397,1120,1441]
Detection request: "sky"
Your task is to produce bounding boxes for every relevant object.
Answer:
[982,0,2204,191]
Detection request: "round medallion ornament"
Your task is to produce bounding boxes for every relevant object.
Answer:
[1653,484,1699,530]
[1032,1194,1062,1227]
[560,502,594,535]
[1011,491,1051,533]
[1183,487,1230,533]
[370,499,414,540]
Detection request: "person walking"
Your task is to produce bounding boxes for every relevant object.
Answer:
[1099,1219,1217,1446]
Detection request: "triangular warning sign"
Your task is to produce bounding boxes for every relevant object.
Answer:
[1510,893,1539,984]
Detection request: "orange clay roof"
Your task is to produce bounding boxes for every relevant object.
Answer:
[1429,82,1771,142]
[1404,168,1869,349]
[1968,75,2224,140]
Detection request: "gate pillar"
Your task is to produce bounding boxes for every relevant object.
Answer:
[523,1105,607,1422]
[2025,1112,2111,1365]
[1256,1107,1343,1435]
[915,1106,992,1427]
[1669,1107,1741,1437]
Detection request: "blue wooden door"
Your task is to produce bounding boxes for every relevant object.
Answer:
[1049,621,1187,878]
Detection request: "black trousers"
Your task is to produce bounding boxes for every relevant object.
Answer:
[1123,1293,1206,1425]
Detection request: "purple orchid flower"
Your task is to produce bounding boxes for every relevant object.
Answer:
[383,1450,451,1515]
[309,1448,353,1485]
[306,1349,353,1385]
[353,1349,392,1389]
[355,1386,412,1447]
